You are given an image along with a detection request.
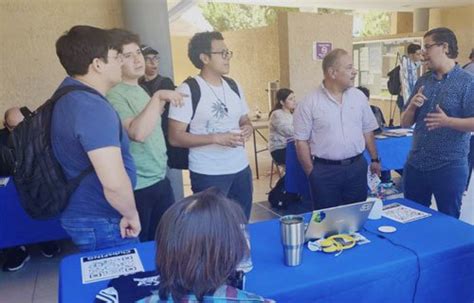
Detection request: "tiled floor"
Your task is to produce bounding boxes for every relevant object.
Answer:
[1,134,473,302]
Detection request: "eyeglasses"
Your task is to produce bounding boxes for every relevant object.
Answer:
[422,43,442,52]
[208,49,233,59]
[145,56,160,63]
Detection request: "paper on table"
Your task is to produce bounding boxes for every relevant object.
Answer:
[81,248,144,284]
[382,203,431,223]
[0,177,10,187]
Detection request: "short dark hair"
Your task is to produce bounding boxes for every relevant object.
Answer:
[108,28,141,48]
[188,31,224,69]
[407,43,421,54]
[322,48,349,74]
[356,86,370,99]
[269,88,294,117]
[55,25,117,76]
[156,188,248,302]
[424,27,458,59]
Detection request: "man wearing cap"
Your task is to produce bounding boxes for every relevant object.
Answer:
[293,48,381,210]
[138,45,178,171]
[139,45,176,95]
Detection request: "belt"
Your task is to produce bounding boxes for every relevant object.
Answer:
[313,153,363,166]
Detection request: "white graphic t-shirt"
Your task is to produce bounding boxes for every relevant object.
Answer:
[169,76,250,175]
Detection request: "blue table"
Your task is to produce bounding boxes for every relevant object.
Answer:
[59,199,474,303]
[285,135,413,199]
[0,178,68,249]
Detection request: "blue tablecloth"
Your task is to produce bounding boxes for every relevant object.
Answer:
[285,135,413,199]
[0,179,68,249]
[59,199,474,303]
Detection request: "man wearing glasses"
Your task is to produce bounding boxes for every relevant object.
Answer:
[51,26,141,251]
[401,27,474,218]
[168,31,254,219]
[139,45,176,143]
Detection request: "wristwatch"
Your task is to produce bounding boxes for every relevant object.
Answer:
[371,158,381,163]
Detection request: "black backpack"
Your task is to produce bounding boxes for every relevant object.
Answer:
[167,76,240,169]
[9,85,99,219]
[387,65,401,96]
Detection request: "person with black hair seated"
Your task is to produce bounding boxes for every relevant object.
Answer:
[136,188,274,303]
[268,88,296,165]
[356,86,397,184]
[356,86,385,133]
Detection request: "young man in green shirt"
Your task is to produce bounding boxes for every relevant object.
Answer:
[107,29,184,241]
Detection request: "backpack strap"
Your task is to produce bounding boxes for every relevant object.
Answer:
[49,85,108,181]
[51,85,102,103]
[183,76,240,122]
[222,76,241,98]
[183,77,201,121]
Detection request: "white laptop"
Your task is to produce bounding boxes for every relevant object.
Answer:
[305,200,375,241]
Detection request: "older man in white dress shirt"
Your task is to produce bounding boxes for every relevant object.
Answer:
[293,48,381,210]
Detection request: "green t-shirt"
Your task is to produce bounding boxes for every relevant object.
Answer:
[107,83,167,190]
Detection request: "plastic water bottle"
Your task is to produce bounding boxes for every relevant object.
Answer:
[236,224,253,273]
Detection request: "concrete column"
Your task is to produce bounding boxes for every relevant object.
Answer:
[121,0,174,78]
[413,8,429,32]
[121,0,184,201]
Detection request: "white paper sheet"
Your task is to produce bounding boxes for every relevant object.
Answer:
[382,203,431,223]
[81,248,144,284]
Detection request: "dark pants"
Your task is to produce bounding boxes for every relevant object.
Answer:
[190,166,253,220]
[467,136,474,190]
[308,156,368,210]
[134,178,175,242]
[403,162,468,219]
[271,148,286,166]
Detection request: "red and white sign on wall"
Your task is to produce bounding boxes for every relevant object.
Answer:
[313,42,332,60]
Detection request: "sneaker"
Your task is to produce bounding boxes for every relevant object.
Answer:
[40,241,61,258]
[2,246,30,272]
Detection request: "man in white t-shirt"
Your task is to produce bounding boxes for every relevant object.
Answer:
[168,31,253,219]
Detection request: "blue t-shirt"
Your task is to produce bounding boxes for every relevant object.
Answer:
[405,65,474,171]
[51,77,136,219]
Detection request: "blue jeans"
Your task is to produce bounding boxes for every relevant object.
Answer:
[60,217,139,251]
[403,161,468,218]
[190,166,253,220]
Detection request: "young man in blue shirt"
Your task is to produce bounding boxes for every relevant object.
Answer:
[401,27,474,218]
[52,26,141,251]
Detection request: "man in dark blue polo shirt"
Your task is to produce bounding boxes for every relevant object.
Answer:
[401,27,474,218]
[51,26,141,251]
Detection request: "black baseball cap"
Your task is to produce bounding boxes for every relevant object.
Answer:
[141,44,159,56]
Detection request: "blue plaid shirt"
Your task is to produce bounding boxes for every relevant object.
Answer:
[405,65,474,171]
[136,285,275,303]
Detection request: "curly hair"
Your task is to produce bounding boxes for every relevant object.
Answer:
[188,31,224,69]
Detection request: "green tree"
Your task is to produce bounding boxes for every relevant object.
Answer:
[356,11,391,37]
[200,3,297,32]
